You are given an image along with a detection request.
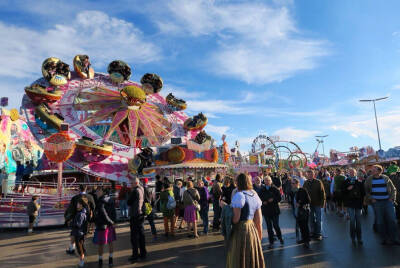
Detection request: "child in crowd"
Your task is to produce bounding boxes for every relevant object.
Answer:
[72,199,88,268]
[26,196,40,234]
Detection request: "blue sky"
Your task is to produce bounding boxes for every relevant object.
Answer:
[1,0,400,156]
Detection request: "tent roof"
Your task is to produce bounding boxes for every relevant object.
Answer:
[145,162,227,170]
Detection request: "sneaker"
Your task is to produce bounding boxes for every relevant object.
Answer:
[352,239,357,246]
[98,259,103,267]
[66,249,75,255]
[279,238,284,245]
[314,235,323,241]
[109,257,113,267]
[304,242,310,249]
[358,240,364,246]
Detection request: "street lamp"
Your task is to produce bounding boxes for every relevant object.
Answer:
[315,135,328,156]
[359,97,388,151]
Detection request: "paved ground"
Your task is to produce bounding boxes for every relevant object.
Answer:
[1,204,400,267]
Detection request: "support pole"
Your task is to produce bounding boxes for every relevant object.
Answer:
[58,162,63,197]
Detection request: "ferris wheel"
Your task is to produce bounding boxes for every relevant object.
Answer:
[251,135,275,154]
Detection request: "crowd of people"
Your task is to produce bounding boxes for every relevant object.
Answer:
[25,160,400,267]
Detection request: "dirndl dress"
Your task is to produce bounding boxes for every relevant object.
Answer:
[226,190,265,268]
[93,225,117,245]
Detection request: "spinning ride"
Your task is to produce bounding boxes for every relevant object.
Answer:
[21,55,201,182]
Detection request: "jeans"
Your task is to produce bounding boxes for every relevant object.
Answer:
[200,205,209,234]
[146,211,157,235]
[264,214,282,244]
[348,208,362,241]
[130,216,147,258]
[212,199,221,229]
[309,206,322,236]
[120,200,128,218]
[372,200,399,242]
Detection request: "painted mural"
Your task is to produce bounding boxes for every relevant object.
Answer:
[0,109,43,175]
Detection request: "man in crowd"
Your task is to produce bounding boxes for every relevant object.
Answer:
[211,174,223,231]
[127,177,147,262]
[118,182,130,220]
[142,178,157,240]
[260,175,284,249]
[387,161,400,175]
[389,171,400,223]
[303,169,326,241]
[292,178,311,248]
[333,168,346,217]
[342,168,365,246]
[365,165,400,245]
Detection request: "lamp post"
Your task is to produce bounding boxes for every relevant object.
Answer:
[359,97,388,151]
[316,135,328,156]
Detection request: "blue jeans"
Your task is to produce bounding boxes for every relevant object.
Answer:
[372,200,399,242]
[309,206,322,236]
[200,205,209,234]
[146,211,157,235]
[120,199,129,218]
[348,208,362,240]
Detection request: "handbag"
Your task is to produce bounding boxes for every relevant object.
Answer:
[188,190,201,211]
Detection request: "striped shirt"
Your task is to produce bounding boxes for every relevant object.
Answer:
[371,177,389,200]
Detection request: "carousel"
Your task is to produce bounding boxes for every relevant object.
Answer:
[0,54,225,227]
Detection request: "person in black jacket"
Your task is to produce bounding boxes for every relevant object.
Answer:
[127,177,147,262]
[65,184,95,255]
[72,200,88,268]
[342,168,365,246]
[93,187,117,267]
[142,178,157,240]
[260,175,284,249]
[221,177,235,205]
[293,178,311,248]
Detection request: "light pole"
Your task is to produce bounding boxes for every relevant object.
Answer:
[316,135,328,156]
[359,97,388,151]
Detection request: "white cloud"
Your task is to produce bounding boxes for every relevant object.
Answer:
[330,109,400,147]
[392,84,400,90]
[204,123,230,136]
[152,0,328,84]
[159,84,204,99]
[272,127,319,142]
[0,10,160,79]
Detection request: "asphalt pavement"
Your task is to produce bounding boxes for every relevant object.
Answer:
[1,204,400,267]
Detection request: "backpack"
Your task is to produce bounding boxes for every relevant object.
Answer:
[143,202,152,216]
[166,195,176,210]
[79,194,93,223]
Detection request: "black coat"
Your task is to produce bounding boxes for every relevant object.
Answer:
[222,184,235,205]
[342,178,365,209]
[295,188,310,207]
[94,195,116,230]
[272,176,282,188]
[259,185,281,217]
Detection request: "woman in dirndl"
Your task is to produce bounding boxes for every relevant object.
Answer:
[93,187,117,267]
[226,173,265,268]
[183,180,200,238]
